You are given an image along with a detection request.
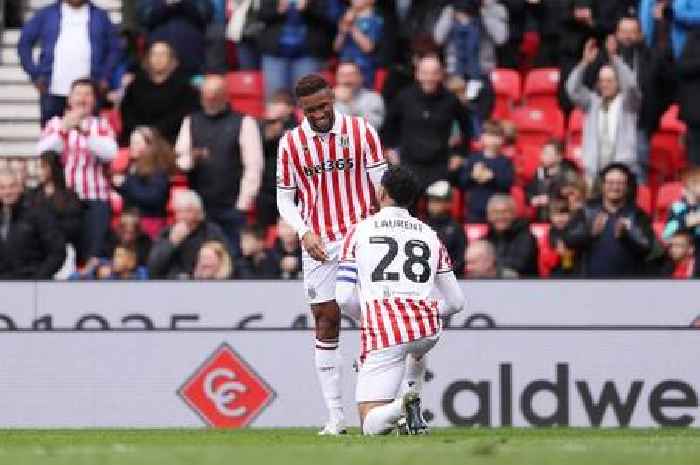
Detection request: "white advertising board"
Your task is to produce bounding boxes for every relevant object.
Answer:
[0,330,697,428]
[0,280,698,329]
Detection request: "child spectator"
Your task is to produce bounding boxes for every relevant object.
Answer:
[333,0,383,88]
[452,120,514,222]
[270,219,303,280]
[102,209,153,268]
[661,232,696,279]
[237,224,279,279]
[112,126,175,238]
[526,139,580,222]
[193,241,234,279]
[257,90,297,228]
[663,166,700,275]
[74,244,148,280]
[540,196,581,277]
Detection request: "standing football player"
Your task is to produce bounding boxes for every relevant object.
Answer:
[276,74,387,435]
[336,166,465,435]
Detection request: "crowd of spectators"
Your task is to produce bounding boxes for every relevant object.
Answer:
[5,0,700,279]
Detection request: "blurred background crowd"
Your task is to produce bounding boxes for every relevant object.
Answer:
[1,0,700,280]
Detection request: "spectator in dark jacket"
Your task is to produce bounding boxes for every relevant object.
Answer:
[258,0,334,99]
[148,189,231,278]
[119,41,199,146]
[451,120,513,222]
[425,180,467,277]
[112,126,175,238]
[526,139,580,222]
[102,209,153,267]
[257,90,297,227]
[137,0,212,76]
[382,55,472,191]
[563,163,657,277]
[663,166,700,274]
[18,0,121,126]
[677,29,700,167]
[237,225,280,278]
[531,0,569,67]
[27,151,84,250]
[270,219,303,279]
[485,193,539,277]
[0,169,66,279]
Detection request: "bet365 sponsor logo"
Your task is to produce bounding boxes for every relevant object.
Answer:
[442,363,699,427]
[303,158,354,177]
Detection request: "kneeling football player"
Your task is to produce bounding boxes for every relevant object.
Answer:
[335,166,465,435]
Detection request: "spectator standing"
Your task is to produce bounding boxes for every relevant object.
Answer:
[334,61,386,129]
[119,41,199,146]
[677,29,700,167]
[380,35,441,109]
[334,0,384,89]
[382,55,472,191]
[148,190,231,278]
[270,219,303,279]
[464,239,516,278]
[112,126,175,238]
[258,0,334,99]
[485,194,539,277]
[236,225,280,278]
[27,151,84,251]
[137,0,213,76]
[193,241,234,279]
[18,0,120,126]
[663,166,700,274]
[0,169,66,279]
[531,0,569,67]
[37,78,118,265]
[451,120,514,222]
[566,39,641,182]
[563,163,657,277]
[257,90,298,227]
[102,209,153,268]
[424,180,467,278]
[526,139,579,222]
[176,74,263,255]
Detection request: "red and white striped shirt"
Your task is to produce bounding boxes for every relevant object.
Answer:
[276,112,386,242]
[338,207,453,359]
[37,116,117,201]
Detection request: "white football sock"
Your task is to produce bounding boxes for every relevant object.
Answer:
[362,397,404,435]
[401,354,426,396]
[315,339,344,425]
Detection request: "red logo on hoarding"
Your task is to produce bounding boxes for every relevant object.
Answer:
[178,343,275,428]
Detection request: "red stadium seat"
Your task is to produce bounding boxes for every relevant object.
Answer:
[319,69,336,87]
[567,108,584,147]
[227,71,265,118]
[636,184,652,216]
[650,105,687,187]
[110,191,123,227]
[512,106,565,143]
[512,144,541,185]
[523,68,560,113]
[490,68,522,120]
[450,189,465,224]
[465,223,489,243]
[655,181,684,221]
[101,108,122,137]
[510,185,530,218]
[374,68,388,93]
[110,148,130,173]
[653,222,666,242]
[265,225,278,249]
[170,174,188,188]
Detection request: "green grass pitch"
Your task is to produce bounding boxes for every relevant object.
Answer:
[1,428,699,465]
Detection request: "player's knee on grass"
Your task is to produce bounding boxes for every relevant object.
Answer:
[359,401,395,435]
[312,301,341,340]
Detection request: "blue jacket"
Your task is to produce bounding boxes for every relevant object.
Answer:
[17,1,120,85]
[642,0,700,58]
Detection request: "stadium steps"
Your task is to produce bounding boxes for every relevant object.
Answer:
[0,0,122,157]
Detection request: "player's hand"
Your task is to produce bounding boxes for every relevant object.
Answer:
[302,231,329,262]
[591,212,608,237]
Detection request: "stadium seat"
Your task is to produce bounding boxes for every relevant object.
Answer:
[530,223,552,277]
[636,184,652,216]
[110,148,130,173]
[650,105,687,187]
[265,225,278,249]
[319,69,336,87]
[510,185,531,219]
[490,68,522,120]
[450,189,465,224]
[512,106,565,143]
[101,108,122,137]
[465,223,489,243]
[227,71,265,119]
[523,68,560,114]
[655,181,683,221]
[512,144,542,184]
[374,68,388,93]
[170,174,188,188]
[567,108,584,147]
[653,222,666,242]
[110,191,123,227]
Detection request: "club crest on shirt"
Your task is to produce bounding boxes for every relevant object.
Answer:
[340,135,350,149]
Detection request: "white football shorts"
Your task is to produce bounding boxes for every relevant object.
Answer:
[302,238,343,305]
